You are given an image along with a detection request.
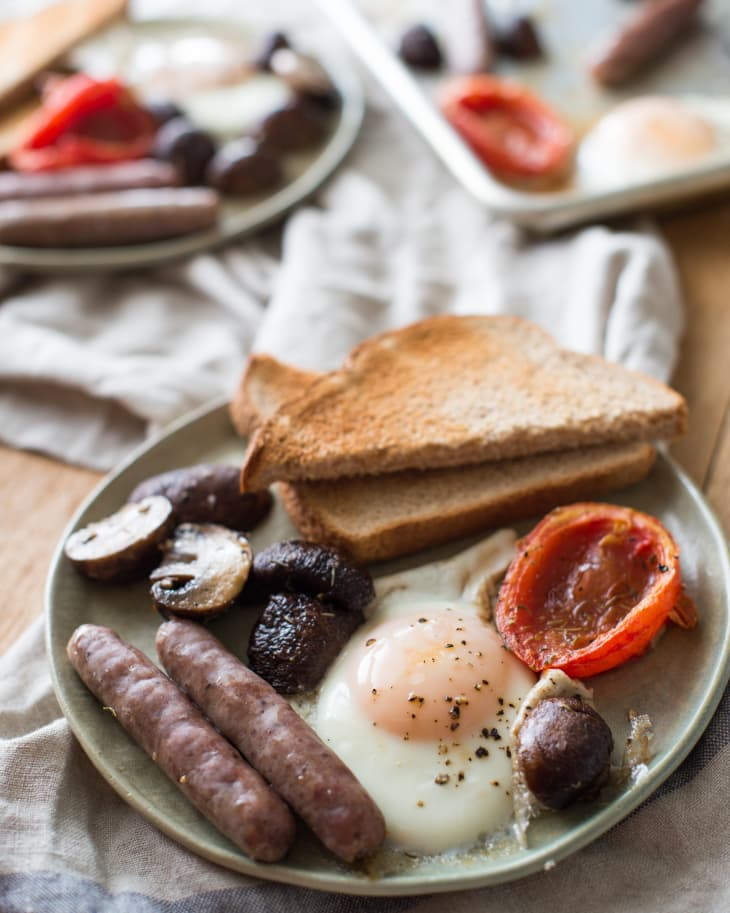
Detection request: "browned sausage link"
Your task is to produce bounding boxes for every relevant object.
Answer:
[0,160,179,203]
[156,618,386,863]
[0,187,219,247]
[67,624,296,863]
[589,0,704,87]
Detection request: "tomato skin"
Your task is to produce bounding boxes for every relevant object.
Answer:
[439,75,574,179]
[495,503,688,679]
[10,75,155,172]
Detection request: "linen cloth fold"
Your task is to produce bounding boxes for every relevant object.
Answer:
[1,2,723,912]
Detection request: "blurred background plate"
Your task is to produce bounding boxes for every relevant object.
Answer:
[0,16,363,272]
[318,0,730,232]
[46,401,730,895]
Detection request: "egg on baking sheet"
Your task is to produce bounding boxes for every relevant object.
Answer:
[576,95,725,189]
[312,530,537,856]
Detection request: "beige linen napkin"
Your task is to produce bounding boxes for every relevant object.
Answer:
[0,2,719,912]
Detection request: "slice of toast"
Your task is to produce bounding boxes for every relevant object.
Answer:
[240,315,686,490]
[231,352,657,563]
[230,354,320,437]
[278,442,656,563]
[0,0,127,112]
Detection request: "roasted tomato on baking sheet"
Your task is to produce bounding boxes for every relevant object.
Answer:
[438,74,574,181]
[496,502,697,679]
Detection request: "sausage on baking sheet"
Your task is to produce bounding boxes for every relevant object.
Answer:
[156,618,386,863]
[67,624,296,863]
[0,160,179,202]
[0,187,219,247]
[589,0,704,87]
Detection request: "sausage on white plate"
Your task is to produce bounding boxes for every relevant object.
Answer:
[0,187,219,247]
[0,160,179,202]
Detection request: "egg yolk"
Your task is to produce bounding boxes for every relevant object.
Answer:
[351,609,513,741]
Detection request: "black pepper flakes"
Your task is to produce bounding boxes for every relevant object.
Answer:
[475,746,489,758]
[435,773,450,785]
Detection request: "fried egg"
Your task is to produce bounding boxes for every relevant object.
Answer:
[313,531,537,855]
[577,95,718,188]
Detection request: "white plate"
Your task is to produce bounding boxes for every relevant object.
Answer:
[0,18,363,272]
[46,401,730,895]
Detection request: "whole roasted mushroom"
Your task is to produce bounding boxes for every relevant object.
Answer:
[515,696,614,809]
[248,592,364,693]
[64,496,174,583]
[248,540,375,613]
[128,464,272,531]
[151,523,252,618]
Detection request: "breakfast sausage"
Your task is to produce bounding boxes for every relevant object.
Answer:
[67,624,296,863]
[0,187,219,247]
[589,0,704,87]
[156,618,386,863]
[0,160,179,202]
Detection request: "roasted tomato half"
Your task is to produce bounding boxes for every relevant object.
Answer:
[439,74,574,180]
[495,502,697,679]
[10,74,155,172]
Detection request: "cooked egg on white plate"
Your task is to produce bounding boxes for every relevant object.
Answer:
[576,94,730,189]
[301,530,538,857]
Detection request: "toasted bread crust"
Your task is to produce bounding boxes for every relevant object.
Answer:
[229,354,322,437]
[241,316,685,490]
[278,442,657,563]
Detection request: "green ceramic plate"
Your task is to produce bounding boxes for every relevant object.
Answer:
[0,18,363,273]
[46,400,730,896]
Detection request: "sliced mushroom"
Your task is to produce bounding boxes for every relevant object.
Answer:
[269,48,335,100]
[151,523,252,618]
[64,496,174,583]
[247,540,374,613]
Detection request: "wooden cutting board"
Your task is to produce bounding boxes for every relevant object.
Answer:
[0,0,127,112]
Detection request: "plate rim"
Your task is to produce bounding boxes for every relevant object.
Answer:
[45,399,730,896]
[0,16,364,273]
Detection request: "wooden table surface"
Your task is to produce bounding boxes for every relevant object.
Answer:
[1,199,729,656]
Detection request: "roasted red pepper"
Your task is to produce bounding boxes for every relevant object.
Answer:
[10,74,156,172]
[495,502,697,679]
[439,74,574,180]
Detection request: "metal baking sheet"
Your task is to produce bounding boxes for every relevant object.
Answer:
[317,0,730,232]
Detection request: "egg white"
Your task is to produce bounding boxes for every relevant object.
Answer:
[576,94,730,189]
[311,531,537,856]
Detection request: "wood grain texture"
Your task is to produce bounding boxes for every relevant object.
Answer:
[660,200,730,495]
[0,445,99,653]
